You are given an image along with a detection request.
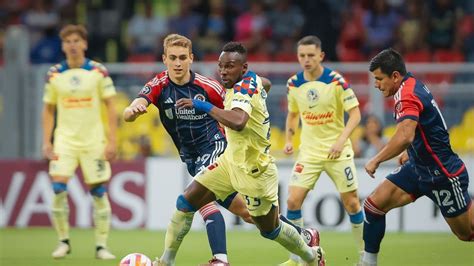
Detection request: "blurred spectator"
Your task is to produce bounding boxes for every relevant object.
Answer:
[22,0,59,45]
[337,1,367,61]
[363,0,400,56]
[425,0,463,50]
[167,0,202,46]
[136,135,152,159]
[30,27,62,64]
[395,0,427,54]
[126,1,167,55]
[234,0,271,53]
[353,114,387,158]
[197,0,227,55]
[267,0,304,48]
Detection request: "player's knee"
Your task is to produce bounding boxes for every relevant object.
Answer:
[344,198,361,214]
[454,231,474,241]
[52,182,67,194]
[176,195,197,213]
[90,184,106,197]
[287,196,303,210]
[260,224,281,240]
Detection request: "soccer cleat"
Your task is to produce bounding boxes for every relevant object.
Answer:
[152,258,173,266]
[199,257,230,266]
[303,246,325,266]
[96,247,116,259]
[278,258,303,266]
[51,242,71,259]
[303,228,320,247]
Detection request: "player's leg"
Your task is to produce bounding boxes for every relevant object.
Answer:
[424,170,473,241]
[360,163,419,266]
[326,159,364,253]
[222,192,254,224]
[159,159,233,265]
[49,148,78,259]
[238,163,324,265]
[281,159,321,265]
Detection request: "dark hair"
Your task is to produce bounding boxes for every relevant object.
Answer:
[222,41,247,55]
[297,35,322,48]
[369,48,407,76]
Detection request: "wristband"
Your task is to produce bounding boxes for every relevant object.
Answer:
[192,99,214,113]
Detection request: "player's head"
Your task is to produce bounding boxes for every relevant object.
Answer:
[296,35,324,73]
[162,34,194,81]
[59,24,88,59]
[218,42,248,88]
[369,48,407,97]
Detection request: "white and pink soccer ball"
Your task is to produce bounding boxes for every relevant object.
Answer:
[119,253,152,266]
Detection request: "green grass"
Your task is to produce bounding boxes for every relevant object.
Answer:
[1,228,473,265]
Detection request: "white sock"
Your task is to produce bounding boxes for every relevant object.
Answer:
[214,253,228,263]
[363,251,378,264]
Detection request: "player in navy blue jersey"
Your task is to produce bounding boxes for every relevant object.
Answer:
[123,34,251,265]
[358,48,473,266]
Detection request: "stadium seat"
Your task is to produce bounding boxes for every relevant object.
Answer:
[433,49,465,62]
[126,53,157,63]
[404,50,432,62]
[273,52,295,62]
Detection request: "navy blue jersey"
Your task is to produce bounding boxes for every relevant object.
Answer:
[138,71,226,156]
[394,73,465,182]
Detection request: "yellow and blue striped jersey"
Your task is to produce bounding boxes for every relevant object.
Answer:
[287,67,359,160]
[43,59,116,148]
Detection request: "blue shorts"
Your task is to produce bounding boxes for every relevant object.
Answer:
[387,161,471,218]
[182,140,227,176]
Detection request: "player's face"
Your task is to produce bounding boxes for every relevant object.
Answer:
[163,46,194,80]
[297,44,324,73]
[218,52,248,88]
[372,68,401,97]
[62,33,87,59]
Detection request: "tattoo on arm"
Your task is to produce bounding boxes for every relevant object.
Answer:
[288,128,295,136]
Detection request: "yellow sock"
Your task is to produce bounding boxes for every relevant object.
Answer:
[352,221,364,252]
[93,193,111,247]
[288,216,304,262]
[51,191,69,241]
[160,210,195,264]
[274,221,314,263]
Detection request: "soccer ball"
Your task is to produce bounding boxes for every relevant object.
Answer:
[119,253,152,266]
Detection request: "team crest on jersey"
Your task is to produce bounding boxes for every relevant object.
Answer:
[193,94,206,101]
[70,76,80,87]
[307,89,319,103]
[165,108,174,119]
[141,85,151,95]
[391,166,402,175]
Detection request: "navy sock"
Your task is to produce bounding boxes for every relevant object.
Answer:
[363,198,386,253]
[200,204,227,255]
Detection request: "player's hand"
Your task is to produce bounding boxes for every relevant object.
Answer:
[42,142,58,160]
[175,98,194,109]
[283,142,294,155]
[124,104,147,120]
[104,142,117,161]
[328,140,344,159]
[365,158,380,178]
[398,150,409,165]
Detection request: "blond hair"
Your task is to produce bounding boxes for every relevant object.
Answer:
[163,34,192,54]
[59,24,88,40]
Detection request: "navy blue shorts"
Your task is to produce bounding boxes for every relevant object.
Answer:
[387,161,471,218]
[182,140,227,176]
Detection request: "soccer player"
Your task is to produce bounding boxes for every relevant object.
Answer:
[42,24,117,260]
[153,42,325,266]
[123,34,251,265]
[281,35,364,265]
[359,48,474,266]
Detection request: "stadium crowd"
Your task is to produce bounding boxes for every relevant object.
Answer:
[1,0,474,64]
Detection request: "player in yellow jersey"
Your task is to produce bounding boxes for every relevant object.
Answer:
[42,24,117,260]
[280,36,364,266]
[153,42,325,266]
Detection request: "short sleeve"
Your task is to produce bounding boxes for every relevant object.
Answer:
[100,75,117,99]
[230,77,257,115]
[138,76,163,105]
[395,93,423,123]
[287,79,299,113]
[43,82,57,104]
[341,88,359,111]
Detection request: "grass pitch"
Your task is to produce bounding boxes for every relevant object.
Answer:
[1,228,473,265]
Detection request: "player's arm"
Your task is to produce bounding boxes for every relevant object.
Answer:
[42,103,58,160]
[284,111,299,155]
[365,119,417,178]
[328,106,361,159]
[123,97,149,122]
[103,96,117,160]
[175,98,249,131]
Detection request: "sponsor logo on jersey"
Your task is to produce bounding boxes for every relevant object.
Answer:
[294,163,304,173]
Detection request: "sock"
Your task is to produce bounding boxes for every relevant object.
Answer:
[199,202,227,261]
[349,208,365,252]
[51,191,69,241]
[287,210,304,262]
[261,221,315,263]
[92,193,112,248]
[362,251,378,264]
[363,198,386,256]
[160,209,195,264]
